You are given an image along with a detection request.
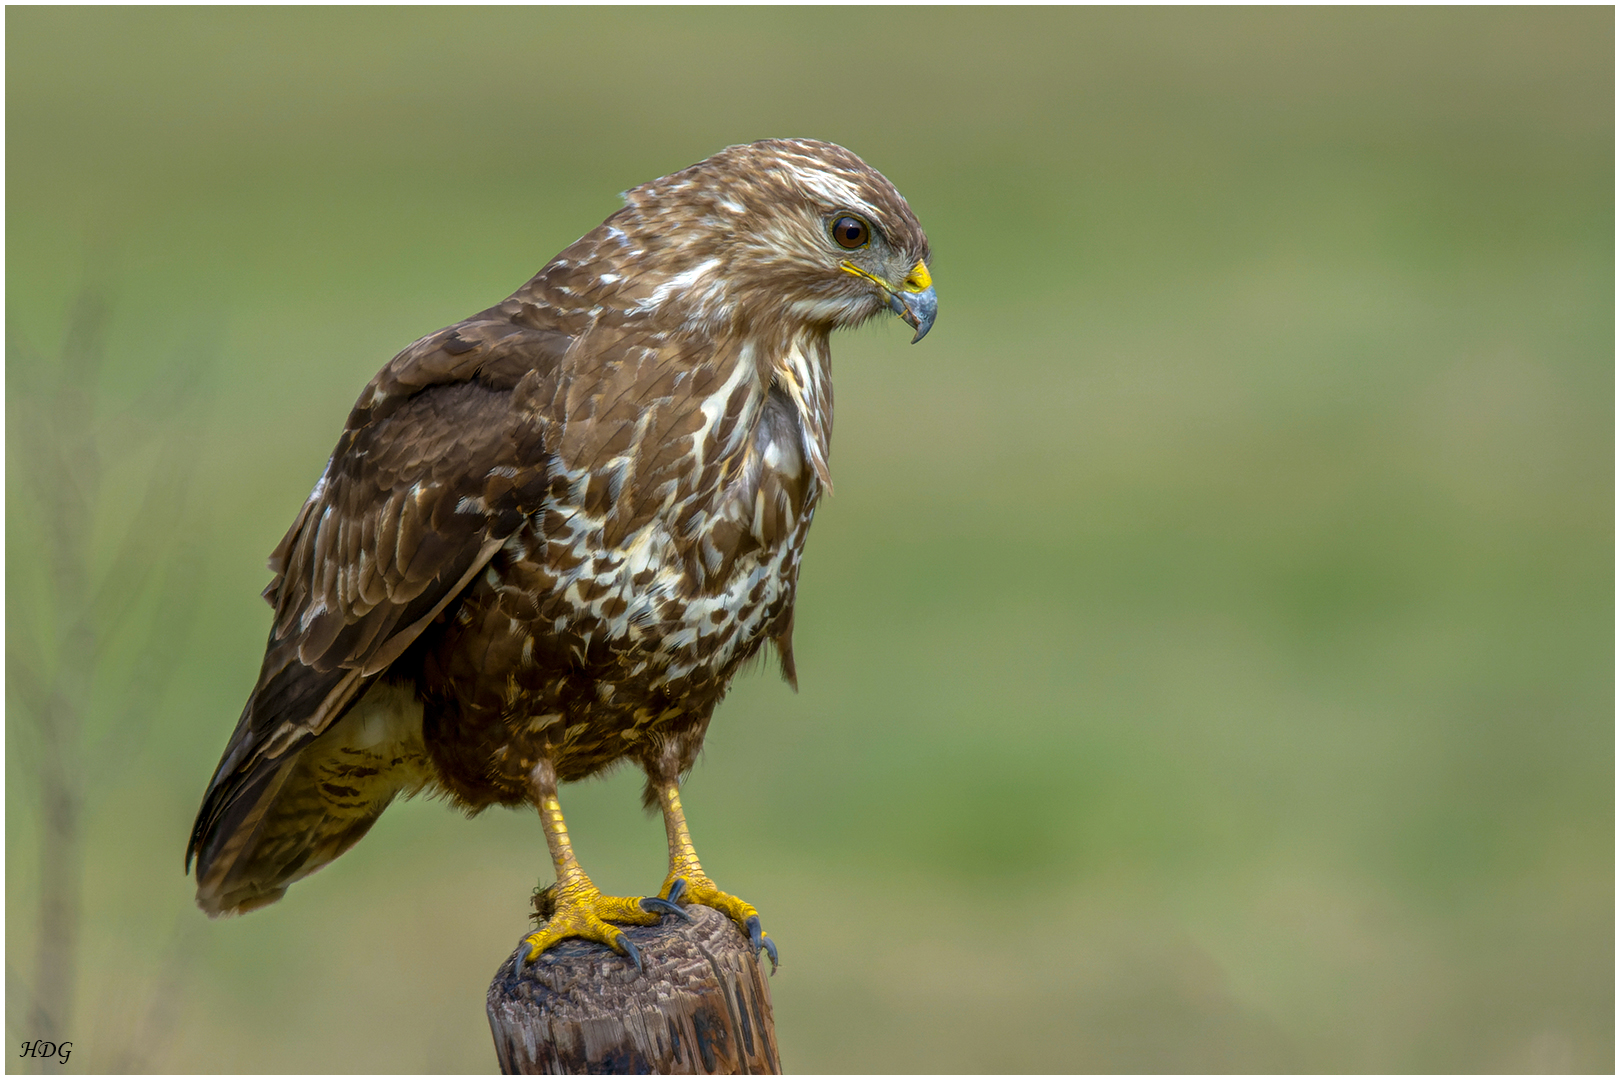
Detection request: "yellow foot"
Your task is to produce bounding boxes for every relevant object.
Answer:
[520,883,689,974]
[660,875,779,973]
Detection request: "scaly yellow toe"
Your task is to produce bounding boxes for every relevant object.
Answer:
[520,882,666,969]
[659,874,778,972]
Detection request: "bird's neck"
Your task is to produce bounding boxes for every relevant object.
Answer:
[763,327,834,492]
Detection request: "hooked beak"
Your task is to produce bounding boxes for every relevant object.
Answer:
[841,259,937,344]
[888,281,937,343]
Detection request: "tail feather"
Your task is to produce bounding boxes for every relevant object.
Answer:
[190,680,434,916]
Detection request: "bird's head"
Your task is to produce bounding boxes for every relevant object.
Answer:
[604,139,936,343]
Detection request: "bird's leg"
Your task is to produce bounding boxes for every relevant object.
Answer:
[654,775,779,972]
[519,761,687,973]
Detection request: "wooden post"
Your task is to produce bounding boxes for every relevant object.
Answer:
[487,904,781,1074]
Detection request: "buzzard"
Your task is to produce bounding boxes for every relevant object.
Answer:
[187,139,935,973]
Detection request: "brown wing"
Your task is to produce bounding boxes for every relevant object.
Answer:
[187,312,564,914]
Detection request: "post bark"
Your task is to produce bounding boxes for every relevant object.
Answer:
[487,905,780,1074]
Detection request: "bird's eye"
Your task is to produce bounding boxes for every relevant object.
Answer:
[830,215,870,250]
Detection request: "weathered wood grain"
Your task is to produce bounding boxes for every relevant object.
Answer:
[487,905,780,1074]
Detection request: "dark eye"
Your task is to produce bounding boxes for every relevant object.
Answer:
[831,215,870,250]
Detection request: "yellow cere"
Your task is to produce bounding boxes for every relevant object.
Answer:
[840,258,933,294]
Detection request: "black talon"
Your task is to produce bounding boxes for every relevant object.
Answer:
[745,916,779,975]
[665,877,688,907]
[640,894,693,921]
[617,933,644,974]
[513,944,528,979]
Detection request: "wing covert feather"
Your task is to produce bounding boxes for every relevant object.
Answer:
[189,317,566,890]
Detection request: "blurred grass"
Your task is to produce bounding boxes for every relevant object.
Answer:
[6,6,1613,1072]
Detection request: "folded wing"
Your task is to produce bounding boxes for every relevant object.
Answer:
[187,315,565,914]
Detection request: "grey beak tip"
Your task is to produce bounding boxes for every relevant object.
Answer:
[891,284,937,345]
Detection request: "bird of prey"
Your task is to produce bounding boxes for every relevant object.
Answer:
[187,139,935,973]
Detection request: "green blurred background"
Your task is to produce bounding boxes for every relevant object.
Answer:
[6,7,1613,1072]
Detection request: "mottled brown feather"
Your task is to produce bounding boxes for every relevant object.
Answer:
[190,138,933,917]
[188,325,564,910]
